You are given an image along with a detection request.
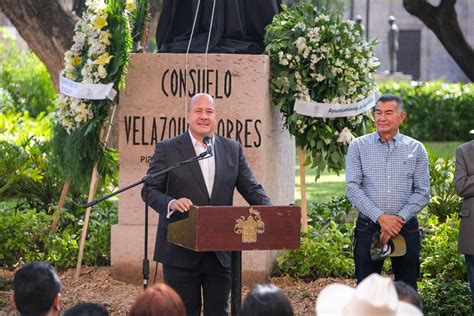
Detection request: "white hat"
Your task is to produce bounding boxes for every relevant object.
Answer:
[316,274,422,316]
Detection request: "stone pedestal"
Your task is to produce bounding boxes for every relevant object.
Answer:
[111,53,295,285]
[374,72,413,83]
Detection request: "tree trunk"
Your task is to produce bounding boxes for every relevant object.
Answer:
[403,0,474,81]
[0,0,78,90]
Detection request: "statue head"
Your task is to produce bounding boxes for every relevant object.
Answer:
[389,15,396,25]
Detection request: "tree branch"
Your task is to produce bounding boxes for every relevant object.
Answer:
[403,0,474,80]
[0,0,78,90]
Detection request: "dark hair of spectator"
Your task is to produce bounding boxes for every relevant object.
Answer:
[64,302,109,316]
[394,280,423,312]
[129,283,186,316]
[13,261,61,316]
[376,94,405,112]
[238,284,294,316]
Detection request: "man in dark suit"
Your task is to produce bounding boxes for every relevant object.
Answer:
[455,140,474,313]
[142,93,271,316]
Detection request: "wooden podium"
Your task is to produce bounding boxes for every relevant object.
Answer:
[168,205,301,251]
[168,205,301,315]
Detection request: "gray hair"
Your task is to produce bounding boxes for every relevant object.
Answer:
[376,94,405,112]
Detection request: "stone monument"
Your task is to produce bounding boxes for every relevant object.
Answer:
[110,53,295,285]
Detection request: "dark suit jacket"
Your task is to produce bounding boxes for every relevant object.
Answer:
[142,132,271,268]
[456,140,474,254]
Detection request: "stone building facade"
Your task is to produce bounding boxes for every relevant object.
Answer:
[349,0,473,82]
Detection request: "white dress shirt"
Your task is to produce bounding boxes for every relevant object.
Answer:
[167,132,216,218]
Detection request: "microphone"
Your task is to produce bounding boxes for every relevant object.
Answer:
[203,136,213,156]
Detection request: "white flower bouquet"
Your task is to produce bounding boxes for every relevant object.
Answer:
[57,0,136,133]
[52,0,147,187]
[265,3,379,175]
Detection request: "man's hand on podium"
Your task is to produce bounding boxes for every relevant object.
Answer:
[170,198,193,213]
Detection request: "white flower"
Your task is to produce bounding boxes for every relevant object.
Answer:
[294,37,307,53]
[86,0,107,12]
[337,127,354,144]
[293,22,306,31]
[97,65,107,78]
[367,56,380,68]
[73,32,86,46]
[126,0,136,12]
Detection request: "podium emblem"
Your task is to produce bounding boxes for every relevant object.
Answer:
[234,207,265,243]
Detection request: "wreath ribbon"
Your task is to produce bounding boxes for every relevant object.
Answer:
[294,92,378,118]
[59,75,117,101]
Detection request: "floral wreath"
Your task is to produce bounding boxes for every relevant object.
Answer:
[52,0,148,188]
[264,3,379,175]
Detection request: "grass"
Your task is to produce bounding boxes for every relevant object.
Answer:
[294,140,462,204]
[424,141,461,159]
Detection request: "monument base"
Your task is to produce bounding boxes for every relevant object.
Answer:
[375,71,413,83]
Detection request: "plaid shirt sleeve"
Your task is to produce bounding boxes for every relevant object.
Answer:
[397,143,430,220]
[346,139,384,222]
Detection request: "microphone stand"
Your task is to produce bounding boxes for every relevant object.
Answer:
[83,149,212,289]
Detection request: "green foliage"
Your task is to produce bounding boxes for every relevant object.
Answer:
[129,0,151,46]
[0,203,117,269]
[105,0,134,88]
[0,141,31,196]
[425,148,461,222]
[0,209,50,266]
[274,221,354,279]
[307,195,355,227]
[0,110,52,144]
[0,110,118,211]
[424,141,461,159]
[0,111,58,207]
[294,0,349,17]
[379,80,474,141]
[264,3,378,176]
[419,212,465,280]
[419,275,471,315]
[274,196,355,278]
[0,29,56,117]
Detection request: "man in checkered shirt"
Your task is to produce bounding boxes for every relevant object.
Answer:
[346,94,430,290]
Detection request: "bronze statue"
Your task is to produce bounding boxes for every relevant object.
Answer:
[388,16,399,74]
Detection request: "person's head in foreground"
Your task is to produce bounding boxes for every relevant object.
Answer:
[10,261,61,316]
[316,273,423,316]
[394,281,423,312]
[238,283,294,316]
[129,283,186,316]
[64,302,109,316]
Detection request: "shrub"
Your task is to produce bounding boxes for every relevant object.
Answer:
[425,148,461,222]
[274,221,354,279]
[0,141,31,196]
[419,275,471,315]
[0,209,50,267]
[379,80,474,141]
[419,212,465,280]
[307,195,356,228]
[0,110,118,210]
[0,202,118,269]
[0,29,56,116]
[275,196,355,279]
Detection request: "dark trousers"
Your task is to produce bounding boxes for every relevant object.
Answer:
[465,255,474,313]
[163,252,232,316]
[354,215,421,290]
